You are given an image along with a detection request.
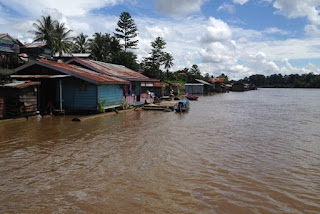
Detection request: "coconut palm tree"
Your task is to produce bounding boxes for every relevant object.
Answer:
[164,52,174,80]
[51,22,73,57]
[31,15,57,49]
[73,33,89,53]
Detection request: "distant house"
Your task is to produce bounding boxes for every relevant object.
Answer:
[20,42,52,61]
[185,79,214,94]
[12,59,128,113]
[141,82,165,98]
[0,81,40,119]
[185,83,205,94]
[209,78,226,93]
[164,83,181,96]
[0,33,22,70]
[232,82,245,92]
[66,58,159,104]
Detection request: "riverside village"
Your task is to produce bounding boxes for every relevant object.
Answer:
[0,27,256,120]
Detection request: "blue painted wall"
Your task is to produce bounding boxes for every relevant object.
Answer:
[60,79,97,111]
[98,84,123,107]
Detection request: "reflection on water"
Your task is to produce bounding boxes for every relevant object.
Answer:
[0,89,319,213]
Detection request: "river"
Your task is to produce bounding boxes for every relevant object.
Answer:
[0,88,319,213]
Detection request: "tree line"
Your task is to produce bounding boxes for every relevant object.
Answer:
[30,12,217,83]
[237,73,320,88]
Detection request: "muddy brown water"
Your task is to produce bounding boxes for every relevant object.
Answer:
[0,88,319,213]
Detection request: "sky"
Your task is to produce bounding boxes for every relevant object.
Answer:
[1,0,320,79]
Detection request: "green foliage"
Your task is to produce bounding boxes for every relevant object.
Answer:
[112,51,139,71]
[217,73,229,84]
[51,22,73,56]
[114,12,138,51]
[31,16,73,56]
[89,33,120,62]
[239,73,320,88]
[121,101,133,110]
[73,33,89,53]
[99,98,107,113]
[31,15,57,49]
[142,37,169,79]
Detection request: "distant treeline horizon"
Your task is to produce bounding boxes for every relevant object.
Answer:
[234,73,320,88]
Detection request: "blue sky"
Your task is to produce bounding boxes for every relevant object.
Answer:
[1,0,320,79]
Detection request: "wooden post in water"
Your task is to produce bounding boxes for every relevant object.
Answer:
[59,79,62,112]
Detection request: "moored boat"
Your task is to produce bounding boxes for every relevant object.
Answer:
[185,93,198,101]
[174,99,190,112]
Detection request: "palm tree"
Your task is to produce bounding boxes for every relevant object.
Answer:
[164,52,174,80]
[73,33,89,53]
[31,15,57,49]
[51,22,73,56]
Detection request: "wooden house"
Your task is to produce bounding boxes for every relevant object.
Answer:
[20,42,52,61]
[0,81,39,119]
[0,33,22,70]
[12,59,128,113]
[209,78,226,93]
[66,58,159,105]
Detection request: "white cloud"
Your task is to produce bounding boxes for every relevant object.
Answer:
[273,0,320,25]
[155,0,206,17]
[200,17,232,43]
[263,27,290,35]
[0,0,123,17]
[233,0,249,5]
[305,24,320,37]
[217,3,235,14]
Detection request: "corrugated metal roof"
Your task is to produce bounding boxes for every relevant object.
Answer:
[66,58,156,81]
[21,42,47,48]
[11,75,71,79]
[14,60,129,85]
[195,79,213,86]
[0,81,40,89]
[53,53,90,58]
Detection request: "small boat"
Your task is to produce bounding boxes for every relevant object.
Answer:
[185,93,198,101]
[174,99,190,112]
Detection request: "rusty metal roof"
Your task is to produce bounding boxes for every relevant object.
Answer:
[209,78,225,83]
[14,60,129,85]
[66,58,159,82]
[0,81,40,89]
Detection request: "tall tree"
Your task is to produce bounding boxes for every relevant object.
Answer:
[143,37,167,79]
[164,52,174,80]
[31,15,57,49]
[114,12,138,51]
[51,22,73,56]
[73,33,89,53]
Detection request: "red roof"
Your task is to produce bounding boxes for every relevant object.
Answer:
[66,58,155,81]
[0,81,40,89]
[14,60,129,85]
[153,82,166,87]
[209,78,225,83]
